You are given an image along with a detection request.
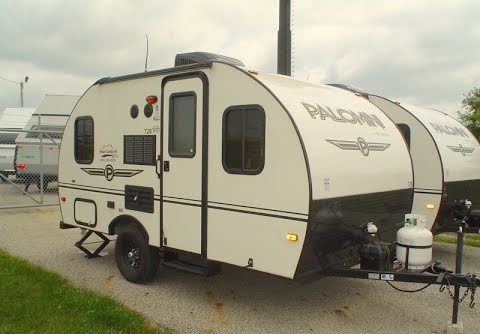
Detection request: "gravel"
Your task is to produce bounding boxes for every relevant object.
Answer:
[1,204,479,334]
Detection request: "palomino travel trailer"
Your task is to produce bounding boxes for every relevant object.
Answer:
[15,95,79,191]
[0,107,35,180]
[58,53,414,282]
[330,84,480,234]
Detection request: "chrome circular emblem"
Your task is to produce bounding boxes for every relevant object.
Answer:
[104,164,114,181]
[357,137,369,156]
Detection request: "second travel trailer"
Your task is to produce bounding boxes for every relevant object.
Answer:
[330,84,480,233]
[58,53,414,283]
[0,107,35,180]
[15,95,80,191]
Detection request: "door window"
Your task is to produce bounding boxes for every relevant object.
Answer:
[169,93,196,158]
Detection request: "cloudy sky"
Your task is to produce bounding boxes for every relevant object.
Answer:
[1,0,479,116]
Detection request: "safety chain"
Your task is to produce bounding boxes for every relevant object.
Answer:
[439,274,477,308]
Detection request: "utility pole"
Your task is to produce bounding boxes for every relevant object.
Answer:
[0,75,29,107]
[277,0,291,76]
[20,76,29,107]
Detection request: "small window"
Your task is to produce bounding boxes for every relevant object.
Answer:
[397,123,411,150]
[124,135,156,165]
[169,92,196,157]
[223,105,265,174]
[75,117,94,164]
[26,125,65,139]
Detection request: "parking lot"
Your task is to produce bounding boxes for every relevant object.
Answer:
[0,185,479,334]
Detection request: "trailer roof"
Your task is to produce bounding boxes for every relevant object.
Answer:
[34,95,80,116]
[0,107,35,129]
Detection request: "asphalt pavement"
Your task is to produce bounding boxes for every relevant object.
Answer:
[0,199,479,333]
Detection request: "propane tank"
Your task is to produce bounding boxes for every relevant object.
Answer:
[396,214,433,270]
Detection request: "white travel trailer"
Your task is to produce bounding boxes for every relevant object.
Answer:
[58,53,414,283]
[0,107,35,179]
[330,85,480,233]
[15,95,79,190]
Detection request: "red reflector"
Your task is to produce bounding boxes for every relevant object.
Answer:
[17,144,23,149]
[48,146,53,151]
[146,95,158,104]
[16,163,26,170]
[60,197,66,202]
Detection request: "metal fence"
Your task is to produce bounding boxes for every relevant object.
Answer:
[0,127,63,209]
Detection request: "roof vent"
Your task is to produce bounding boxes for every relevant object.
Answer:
[174,52,245,67]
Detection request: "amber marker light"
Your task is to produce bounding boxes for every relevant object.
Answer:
[248,69,259,75]
[286,233,298,241]
[146,95,158,104]
[426,204,435,209]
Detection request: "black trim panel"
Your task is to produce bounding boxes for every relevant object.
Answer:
[434,179,480,233]
[295,188,413,279]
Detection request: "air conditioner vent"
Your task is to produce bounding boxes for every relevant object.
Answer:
[174,52,244,67]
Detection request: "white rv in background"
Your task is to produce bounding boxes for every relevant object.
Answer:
[0,107,35,180]
[58,52,414,283]
[330,84,480,233]
[15,95,79,191]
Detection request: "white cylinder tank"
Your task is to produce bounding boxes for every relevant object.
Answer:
[396,214,433,270]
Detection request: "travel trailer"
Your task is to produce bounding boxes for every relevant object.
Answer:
[58,53,414,283]
[15,95,79,191]
[330,84,480,233]
[0,107,35,180]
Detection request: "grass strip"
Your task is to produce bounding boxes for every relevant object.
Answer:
[434,232,480,248]
[0,250,173,334]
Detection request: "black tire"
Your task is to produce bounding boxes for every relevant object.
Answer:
[114,223,159,283]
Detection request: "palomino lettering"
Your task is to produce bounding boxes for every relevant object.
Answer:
[430,122,468,138]
[301,102,385,129]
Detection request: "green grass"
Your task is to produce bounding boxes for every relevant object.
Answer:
[434,232,480,248]
[0,250,174,334]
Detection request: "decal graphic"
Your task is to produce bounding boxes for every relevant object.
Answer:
[301,102,386,129]
[447,144,474,156]
[326,137,390,156]
[99,144,119,162]
[81,164,142,181]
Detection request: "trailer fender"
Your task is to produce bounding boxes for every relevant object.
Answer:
[108,215,149,243]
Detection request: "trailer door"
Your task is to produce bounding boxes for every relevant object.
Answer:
[161,75,207,255]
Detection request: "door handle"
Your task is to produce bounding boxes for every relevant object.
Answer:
[156,156,161,176]
[163,160,170,172]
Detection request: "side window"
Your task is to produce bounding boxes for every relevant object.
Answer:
[169,92,196,158]
[75,117,94,164]
[223,105,265,174]
[397,123,411,150]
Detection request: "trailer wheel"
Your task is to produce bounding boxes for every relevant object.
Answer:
[114,223,159,283]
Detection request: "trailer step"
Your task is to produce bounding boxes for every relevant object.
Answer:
[162,259,218,276]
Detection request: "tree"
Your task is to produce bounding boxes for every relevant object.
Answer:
[459,87,480,140]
